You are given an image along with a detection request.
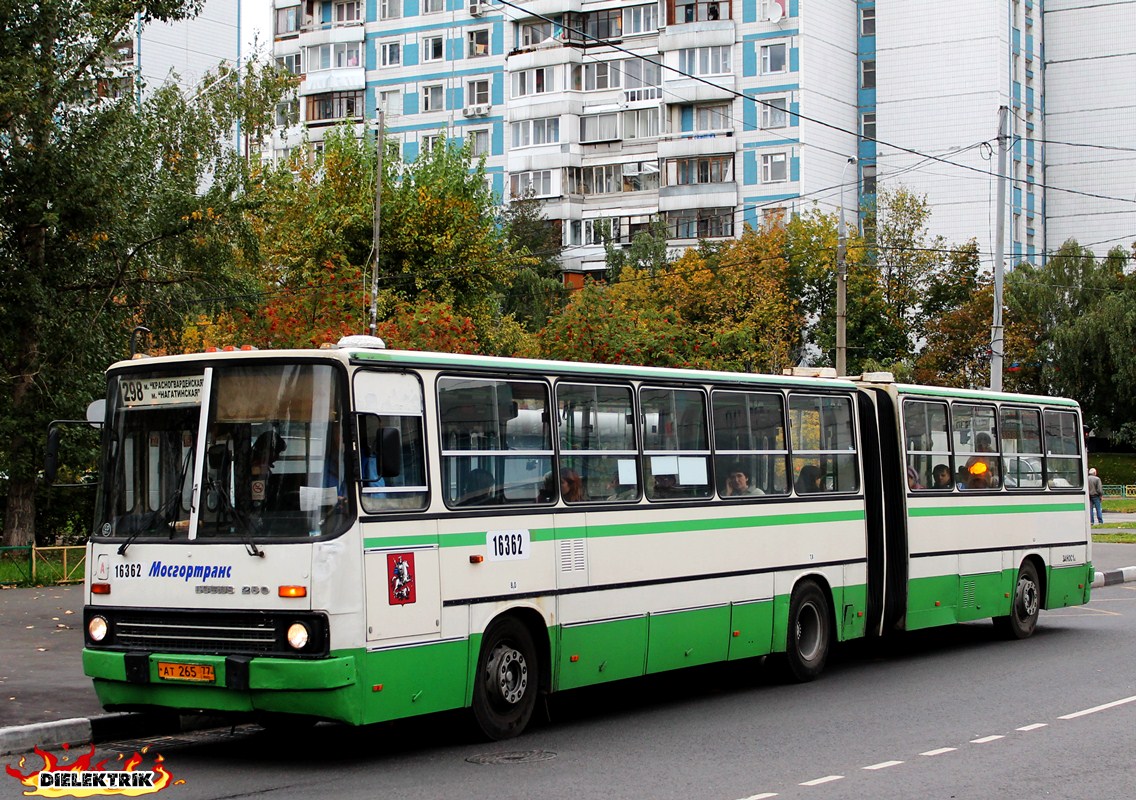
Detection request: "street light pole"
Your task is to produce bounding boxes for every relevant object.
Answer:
[836,157,856,377]
[990,106,1009,391]
[369,109,385,337]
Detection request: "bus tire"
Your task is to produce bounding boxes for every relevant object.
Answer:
[784,580,831,682]
[994,561,1041,640]
[472,616,537,740]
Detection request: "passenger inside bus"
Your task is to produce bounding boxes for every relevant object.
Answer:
[795,464,824,494]
[962,431,999,490]
[932,463,953,490]
[560,468,586,502]
[725,465,764,496]
[460,468,496,505]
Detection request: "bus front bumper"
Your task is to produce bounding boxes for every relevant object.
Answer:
[82,649,361,723]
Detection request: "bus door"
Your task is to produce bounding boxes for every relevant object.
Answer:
[858,386,908,635]
[354,370,441,642]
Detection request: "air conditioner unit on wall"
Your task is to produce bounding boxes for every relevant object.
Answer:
[469,2,484,16]
[474,104,490,116]
[462,106,477,117]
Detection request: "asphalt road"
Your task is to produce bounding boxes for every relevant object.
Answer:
[4,566,1132,800]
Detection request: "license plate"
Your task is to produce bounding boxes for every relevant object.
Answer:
[157,661,216,683]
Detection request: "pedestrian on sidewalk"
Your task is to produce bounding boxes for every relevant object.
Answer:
[1088,467,1104,525]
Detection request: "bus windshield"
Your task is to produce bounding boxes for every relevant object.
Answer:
[96,363,350,542]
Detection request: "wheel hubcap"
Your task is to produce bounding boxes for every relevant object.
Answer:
[487,644,528,705]
[796,602,823,661]
[1018,577,1039,618]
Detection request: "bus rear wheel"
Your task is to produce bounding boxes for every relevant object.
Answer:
[995,561,1041,640]
[784,580,831,682]
[472,616,537,740]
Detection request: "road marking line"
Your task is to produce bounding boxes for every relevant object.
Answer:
[863,760,904,770]
[920,747,956,756]
[970,735,1004,744]
[738,794,778,800]
[1017,723,1048,731]
[800,776,844,786]
[1059,695,1136,720]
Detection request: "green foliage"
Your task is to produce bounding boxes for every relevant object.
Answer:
[0,0,289,544]
[499,192,565,332]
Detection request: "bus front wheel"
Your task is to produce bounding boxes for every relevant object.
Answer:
[995,561,1041,640]
[472,616,537,740]
[784,580,831,682]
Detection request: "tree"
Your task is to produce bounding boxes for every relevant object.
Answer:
[0,1,287,545]
[500,192,565,333]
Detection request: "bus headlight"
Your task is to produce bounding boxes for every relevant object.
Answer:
[286,622,310,650]
[88,615,109,643]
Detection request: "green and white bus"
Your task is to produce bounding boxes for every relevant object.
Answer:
[81,340,1093,738]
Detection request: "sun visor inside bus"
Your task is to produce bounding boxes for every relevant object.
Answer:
[213,371,327,422]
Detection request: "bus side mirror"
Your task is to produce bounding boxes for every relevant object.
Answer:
[376,427,402,479]
[44,426,61,485]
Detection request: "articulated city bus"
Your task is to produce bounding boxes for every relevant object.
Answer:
[80,339,1093,738]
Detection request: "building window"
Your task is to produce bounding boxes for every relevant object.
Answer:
[513,67,552,97]
[422,0,443,12]
[761,43,787,74]
[861,59,876,89]
[667,208,732,238]
[422,83,444,112]
[422,133,444,152]
[334,1,361,24]
[862,163,877,195]
[861,111,876,140]
[761,152,787,183]
[379,90,402,116]
[622,59,661,101]
[761,97,788,129]
[695,103,730,131]
[423,35,444,62]
[308,42,361,71]
[679,46,731,76]
[674,155,733,185]
[510,170,553,198]
[762,207,786,227]
[511,116,560,147]
[277,52,302,75]
[380,41,401,67]
[624,4,659,35]
[585,9,622,41]
[520,22,552,47]
[468,29,490,57]
[275,6,299,35]
[275,96,299,127]
[467,79,491,106]
[624,107,660,139]
[860,7,875,36]
[307,91,365,123]
[623,161,660,192]
[670,0,732,25]
[380,0,401,20]
[580,113,619,143]
[578,61,622,91]
[578,164,622,195]
[468,129,490,157]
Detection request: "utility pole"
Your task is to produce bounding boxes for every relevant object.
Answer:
[990,106,1009,392]
[836,157,856,377]
[369,109,385,337]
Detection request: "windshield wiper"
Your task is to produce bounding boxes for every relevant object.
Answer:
[208,478,266,558]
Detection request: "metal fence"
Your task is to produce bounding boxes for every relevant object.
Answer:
[1102,485,1136,498]
[0,545,85,585]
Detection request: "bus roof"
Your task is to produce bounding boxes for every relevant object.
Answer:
[885,381,1080,409]
[109,346,860,391]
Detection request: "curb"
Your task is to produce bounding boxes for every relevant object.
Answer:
[1093,566,1136,588]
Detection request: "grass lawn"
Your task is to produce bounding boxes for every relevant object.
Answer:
[1103,497,1136,513]
[1093,532,1136,543]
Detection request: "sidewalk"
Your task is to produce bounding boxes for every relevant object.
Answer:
[3,543,1136,756]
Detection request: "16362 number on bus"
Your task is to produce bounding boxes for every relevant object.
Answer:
[486,529,530,561]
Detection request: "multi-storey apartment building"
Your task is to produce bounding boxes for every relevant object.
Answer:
[270,0,1134,275]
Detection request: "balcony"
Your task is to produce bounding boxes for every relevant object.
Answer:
[663,74,736,103]
[658,181,738,212]
[657,22,735,52]
[658,130,735,160]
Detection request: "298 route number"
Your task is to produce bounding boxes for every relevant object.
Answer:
[486,529,530,562]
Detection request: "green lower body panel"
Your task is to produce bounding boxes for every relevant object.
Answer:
[727,600,774,660]
[839,584,868,640]
[1046,563,1094,609]
[557,617,647,691]
[646,606,731,673]
[906,574,960,630]
[957,571,1012,622]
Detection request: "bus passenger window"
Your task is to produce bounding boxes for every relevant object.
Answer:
[902,399,951,492]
